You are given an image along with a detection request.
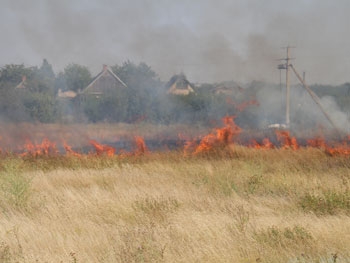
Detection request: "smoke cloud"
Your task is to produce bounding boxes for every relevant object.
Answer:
[0,0,349,84]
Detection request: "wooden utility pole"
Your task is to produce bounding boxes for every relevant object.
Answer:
[277,46,295,128]
[289,64,342,136]
[285,47,291,127]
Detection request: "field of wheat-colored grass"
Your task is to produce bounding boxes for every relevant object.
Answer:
[0,146,349,263]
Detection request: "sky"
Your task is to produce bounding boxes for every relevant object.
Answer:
[1,0,350,84]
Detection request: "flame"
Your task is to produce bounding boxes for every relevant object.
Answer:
[325,145,350,156]
[250,138,274,149]
[89,140,115,156]
[63,141,82,157]
[307,137,327,149]
[189,116,242,155]
[275,130,299,150]
[21,138,58,156]
[226,98,259,112]
[235,99,260,112]
[3,119,350,158]
[306,136,350,156]
[134,136,148,155]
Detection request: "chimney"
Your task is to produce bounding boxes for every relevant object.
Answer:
[103,64,108,71]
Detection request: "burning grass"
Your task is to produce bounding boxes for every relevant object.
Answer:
[0,119,349,262]
[1,116,350,159]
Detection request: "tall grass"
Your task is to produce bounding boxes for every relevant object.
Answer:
[0,147,349,262]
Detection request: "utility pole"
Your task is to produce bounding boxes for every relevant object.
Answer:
[277,46,295,128]
[285,47,291,127]
[289,64,342,136]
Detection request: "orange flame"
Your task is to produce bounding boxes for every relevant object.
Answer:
[275,130,299,150]
[134,136,148,155]
[250,138,274,149]
[235,99,260,112]
[188,116,242,155]
[89,140,115,156]
[63,141,82,157]
[307,137,327,149]
[21,138,58,156]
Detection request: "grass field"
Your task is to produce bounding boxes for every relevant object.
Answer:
[0,146,349,263]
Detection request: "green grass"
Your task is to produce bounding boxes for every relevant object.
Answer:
[0,158,32,211]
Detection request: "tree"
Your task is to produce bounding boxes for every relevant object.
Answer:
[111,61,162,122]
[61,63,92,92]
[0,64,34,86]
[38,59,55,88]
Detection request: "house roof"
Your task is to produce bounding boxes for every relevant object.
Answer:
[82,65,127,94]
[15,76,27,89]
[58,89,77,98]
[166,73,194,95]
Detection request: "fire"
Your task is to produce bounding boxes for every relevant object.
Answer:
[63,141,82,157]
[226,98,260,112]
[89,140,115,156]
[306,136,350,156]
[325,146,350,156]
[133,136,148,155]
[250,138,274,149]
[307,137,327,149]
[275,130,299,150]
[189,116,242,155]
[235,99,260,112]
[2,119,350,158]
[21,138,58,156]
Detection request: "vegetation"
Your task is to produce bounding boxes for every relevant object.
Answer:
[0,148,349,262]
[1,59,349,128]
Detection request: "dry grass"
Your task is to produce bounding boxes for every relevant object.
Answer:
[0,122,210,146]
[0,147,349,262]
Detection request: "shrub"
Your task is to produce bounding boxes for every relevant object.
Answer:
[299,190,350,215]
[254,225,313,249]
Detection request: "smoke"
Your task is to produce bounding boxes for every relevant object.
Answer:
[1,0,349,84]
[254,82,350,135]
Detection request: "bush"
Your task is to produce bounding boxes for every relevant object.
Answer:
[299,190,350,215]
[254,225,313,249]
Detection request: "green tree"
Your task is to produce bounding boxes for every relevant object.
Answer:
[62,63,92,92]
[0,64,34,86]
[81,88,128,123]
[111,61,162,122]
[111,61,160,90]
[38,59,55,89]
[22,92,58,123]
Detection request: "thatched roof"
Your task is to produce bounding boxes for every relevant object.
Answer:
[166,73,194,95]
[58,89,77,98]
[15,76,27,89]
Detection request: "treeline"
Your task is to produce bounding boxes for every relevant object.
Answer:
[0,59,349,128]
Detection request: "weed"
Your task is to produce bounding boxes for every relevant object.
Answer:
[132,196,180,221]
[299,190,350,215]
[255,225,313,249]
[0,159,32,210]
[117,223,167,262]
[70,252,78,263]
[215,177,238,196]
[234,205,250,233]
[0,242,11,263]
[246,174,263,194]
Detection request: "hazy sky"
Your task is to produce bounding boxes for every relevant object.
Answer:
[1,0,349,84]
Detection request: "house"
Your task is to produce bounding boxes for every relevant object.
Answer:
[58,89,77,98]
[15,76,27,89]
[81,65,127,97]
[212,82,244,95]
[166,73,195,95]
